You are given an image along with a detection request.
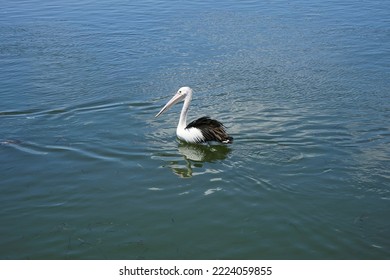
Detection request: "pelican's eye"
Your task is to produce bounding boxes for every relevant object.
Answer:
[179,90,182,94]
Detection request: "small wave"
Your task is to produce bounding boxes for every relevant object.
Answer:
[1,139,48,155]
[0,99,153,121]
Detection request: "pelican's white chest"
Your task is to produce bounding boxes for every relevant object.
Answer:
[176,127,205,143]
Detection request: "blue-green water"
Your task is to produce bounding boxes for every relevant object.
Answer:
[1,0,389,259]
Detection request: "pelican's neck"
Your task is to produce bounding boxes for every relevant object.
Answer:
[178,92,192,130]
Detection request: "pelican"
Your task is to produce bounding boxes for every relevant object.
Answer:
[155,87,233,144]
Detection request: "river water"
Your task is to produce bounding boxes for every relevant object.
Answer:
[1,0,389,259]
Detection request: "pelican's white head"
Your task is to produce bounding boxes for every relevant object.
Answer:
[155,86,193,118]
[177,86,192,96]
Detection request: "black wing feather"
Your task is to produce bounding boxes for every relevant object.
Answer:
[186,116,233,143]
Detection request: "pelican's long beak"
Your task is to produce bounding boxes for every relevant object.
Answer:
[155,93,184,118]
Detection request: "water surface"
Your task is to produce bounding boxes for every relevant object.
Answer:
[1,0,389,259]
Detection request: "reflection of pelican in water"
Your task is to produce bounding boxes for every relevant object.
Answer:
[178,141,231,162]
[170,141,232,178]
